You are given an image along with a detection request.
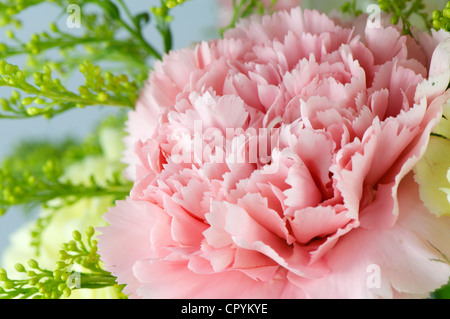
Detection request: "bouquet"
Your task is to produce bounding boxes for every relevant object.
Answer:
[1,0,450,300]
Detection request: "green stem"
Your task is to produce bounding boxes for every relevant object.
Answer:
[220,0,250,35]
[117,0,138,29]
[0,78,133,108]
[116,15,162,60]
[78,273,117,289]
[0,36,139,60]
[159,23,172,54]
[20,289,39,299]
[23,185,130,204]
[431,132,450,141]
[0,182,131,211]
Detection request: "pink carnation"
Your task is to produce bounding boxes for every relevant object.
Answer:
[98,8,450,298]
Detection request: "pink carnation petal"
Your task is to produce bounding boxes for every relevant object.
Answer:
[292,174,450,298]
[284,161,322,210]
[97,200,175,297]
[133,259,305,298]
[289,205,353,244]
[365,26,406,65]
[221,201,329,278]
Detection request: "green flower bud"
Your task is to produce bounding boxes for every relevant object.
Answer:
[14,263,26,273]
[378,1,390,11]
[14,70,24,81]
[5,30,14,39]
[79,63,87,74]
[42,74,51,84]
[53,269,63,281]
[56,261,67,270]
[92,64,100,75]
[0,269,7,281]
[53,78,62,88]
[38,284,48,295]
[151,7,164,17]
[30,33,40,43]
[97,92,108,102]
[43,65,52,75]
[26,107,40,116]
[72,230,82,241]
[58,283,67,292]
[1,62,14,75]
[166,0,178,8]
[3,280,14,290]
[33,72,43,86]
[34,98,45,105]
[67,240,77,251]
[59,250,69,260]
[60,272,69,281]
[10,91,20,103]
[49,23,58,33]
[22,97,34,106]
[29,277,39,285]
[433,20,441,30]
[78,85,89,96]
[27,175,36,186]
[0,98,10,111]
[0,18,8,27]
[63,287,72,297]
[105,72,113,81]
[6,7,16,15]
[444,8,450,19]
[28,259,39,269]
[86,226,95,238]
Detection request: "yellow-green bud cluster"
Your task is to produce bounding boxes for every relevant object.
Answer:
[59,226,102,271]
[0,58,138,119]
[0,259,66,299]
[165,0,186,9]
[432,2,450,31]
[0,225,121,299]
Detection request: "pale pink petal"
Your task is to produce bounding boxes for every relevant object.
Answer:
[289,205,352,244]
[284,161,322,210]
[97,200,175,297]
[221,201,329,278]
[365,26,406,65]
[291,175,450,298]
[133,259,305,298]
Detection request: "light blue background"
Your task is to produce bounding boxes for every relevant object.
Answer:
[0,0,220,257]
